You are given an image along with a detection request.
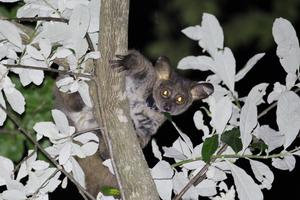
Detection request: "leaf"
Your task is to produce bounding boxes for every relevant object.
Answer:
[202,135,219,163]
[196,179,217,197]
[151,161,173,200]
[239,102,257,152]
[103,159,114,175]
[245,83,269,105]
[69,4,90,38]
[51,109,70,135]
[250,140,268,153]
[249,160,274,190]
[272,18,300,74]
[4,87,25,114]
[0,0,21,2]
[101,186,120,198]
[267,82,286,104]
[70,157,85,187]
[81,142,98,156]
[177,55,214,71]
[214,47,236,92]
[0,91,7,126]
[78,81,92,107]
[235,53,265,82]
[221,128,242,153]
[276,91,300,149]
[181,25,202,41]
[199,13,224,57]
[272,154,296,171]
[2,189,26,200]
[27,45,44,60]
[193,110,209,136]
[58,143,72,165]
[227,161,263,200]
[39,38,52,58]
[173,172,198,200]
[151,139,162,160]
[73,132,99,144]
[0,20,23,48]
[0,156,14,186]
[211,95,232,134]
[253,125,284,153]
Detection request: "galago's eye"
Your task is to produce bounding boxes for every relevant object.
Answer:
[175,95,185,105]
[161,89,171,98]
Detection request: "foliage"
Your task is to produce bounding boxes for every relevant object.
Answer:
[0,0,299,200]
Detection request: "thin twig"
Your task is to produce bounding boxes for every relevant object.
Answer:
[10,17,68,23]
[4,64,92,79]
[72,127,102,138]
[0,105,96,200]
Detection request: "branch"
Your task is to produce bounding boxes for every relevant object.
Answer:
[0,105,96,200]
[4,64,93,79]
[87,0,160,199]
[72,127,102,138]
[7,17,96,53]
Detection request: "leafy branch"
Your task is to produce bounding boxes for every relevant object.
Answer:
[0,104,96,200]
[4,64,93,78]
[173,87,300,200]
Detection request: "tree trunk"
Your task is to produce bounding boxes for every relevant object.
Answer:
[89,0,160,199]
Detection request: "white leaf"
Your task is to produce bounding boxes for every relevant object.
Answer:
[152,161,174,200]
[239,102,257,152]
[73,132,99,144]
[151,139,162,160]
[173,172,198,200]
[0,91,7,126]
[78,81,92,107]
[267,82,286,104]
[0,0,20,2]
[51,109,70,135]
[103,159,115,175]
[36,23,70,43]
[59,143,72,165]
[181,25,202,41]
[85,51,100,60]
[293,150,300,157]
[196,179,217,197]
[245,83,269,105]
[81,142,98,156]
[0,156,14,186]
[272,18,300,74]
[235,53,265,81]
[253,125,284,152]
[70,157,85,187]
[2,189,26,200]
[286,73,297,90]
[193,111,209,136]
[88,0,100,33]
[151,160,174,179]
[206,166,227,182]
[214,47,236,92]
[249,160,274,190]
[272,154,296,171]
[62,176,68,189]
[227,161,263,200]
[69,5,90,38]
[182,160,205,171]
[163,147,186,160]
[177,56,214,71]
[27,45,44,60]
[171,121,193,153]
[39,38,52,58]
[33,122,60,141]
[0,20,22,49]
[211,95,232,134]
[199,13,224,56]
[32,160,49,171]
[4,88,25,114]
[276,91,300,149]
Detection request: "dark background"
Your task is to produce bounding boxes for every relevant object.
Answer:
[0,0,300,199]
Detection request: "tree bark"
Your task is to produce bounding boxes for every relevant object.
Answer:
[89,0,160,199]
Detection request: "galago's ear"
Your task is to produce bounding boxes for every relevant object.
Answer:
[155,56,172,80]
[190,82,214,100]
